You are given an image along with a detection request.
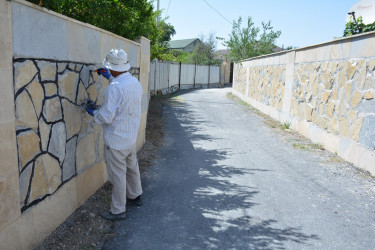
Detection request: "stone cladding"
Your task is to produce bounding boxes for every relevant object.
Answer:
[233,64,286,111]
[233,64,247,95]
[292,59,375,148]
[248,65,286,111]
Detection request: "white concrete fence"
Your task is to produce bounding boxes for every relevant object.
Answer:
[150,60,220,95]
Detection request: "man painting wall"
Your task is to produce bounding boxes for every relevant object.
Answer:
[86,49,143,221]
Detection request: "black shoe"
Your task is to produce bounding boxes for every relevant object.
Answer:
[127,195,143,206]
[100,211,126,221]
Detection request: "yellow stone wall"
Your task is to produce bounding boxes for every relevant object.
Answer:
[291,60,374,142]
[233,64,247,95]
[0,1,150,249]
[247,65,286,111]
[0,0,21,238]
[232,32,375,177]
[136,37,151,151]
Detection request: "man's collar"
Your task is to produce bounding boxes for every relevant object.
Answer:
[113,71,130,80]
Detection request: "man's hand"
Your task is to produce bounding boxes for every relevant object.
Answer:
[86,100,97,110]
[85,107,95,116]
[96,68,111,79]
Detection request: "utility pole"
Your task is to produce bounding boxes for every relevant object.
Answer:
[157,0,160,24]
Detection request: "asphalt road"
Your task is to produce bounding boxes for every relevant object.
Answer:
[103,88,375,250]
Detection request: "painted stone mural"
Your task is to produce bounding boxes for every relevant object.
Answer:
[14,58,108,212]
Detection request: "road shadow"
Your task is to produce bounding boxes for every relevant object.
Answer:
[103,90,318,249]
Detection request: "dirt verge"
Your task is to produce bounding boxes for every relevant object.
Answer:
[37,96,165,250]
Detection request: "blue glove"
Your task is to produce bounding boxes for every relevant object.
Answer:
[96,68,111,79]
[85,107,95,116]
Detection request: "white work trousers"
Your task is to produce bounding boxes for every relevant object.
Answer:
[104,144,143,214]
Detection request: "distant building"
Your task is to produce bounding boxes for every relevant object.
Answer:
[168,38,202,52]
[272,45,283,53]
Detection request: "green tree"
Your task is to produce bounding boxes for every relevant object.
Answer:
[186,34,221,65]
[343,16,375,37]
[149,17,176,60]
[284,46,296,50]
[159,21,176,46]
[26,0,175,60]
[220,16,281,62]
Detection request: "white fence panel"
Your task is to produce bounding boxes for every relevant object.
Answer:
[169,63,180,93]
[149,60,221,94]
[149,62,158,94]
[155,62,169,94]
[195,65,209,88]
[209,66,220,86]
[180,64,195,89]
[149,62,156,93]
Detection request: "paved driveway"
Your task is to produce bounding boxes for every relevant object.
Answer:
[103,88,375,249]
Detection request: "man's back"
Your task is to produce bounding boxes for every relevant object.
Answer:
[95,72,142,150]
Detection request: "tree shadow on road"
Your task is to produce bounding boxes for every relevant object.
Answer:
[104,91,319,250]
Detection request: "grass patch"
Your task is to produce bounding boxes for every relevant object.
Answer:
[281,122,291,130]
[151,92,179,99]
[293,142,325,151]
[227,92,294,131]
[226,92,268,118]
[151,91,185,107]
[293,143,308,150]
[310,143,325,150]
[227,92,250,107]
[327,156,346,163]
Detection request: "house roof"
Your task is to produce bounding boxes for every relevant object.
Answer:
[169,38,200,49]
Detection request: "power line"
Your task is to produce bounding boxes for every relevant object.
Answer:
[165,0,172,18]
[202,0,232,25]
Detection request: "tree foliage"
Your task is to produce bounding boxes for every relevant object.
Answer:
[187,34,221,65]
[220,16,281,62]
[149,19,176,60]
[343,16,375,37]
[26,0,175,60]
[153,34,221,65]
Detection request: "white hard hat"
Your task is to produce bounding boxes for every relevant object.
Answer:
[103,49,131,72]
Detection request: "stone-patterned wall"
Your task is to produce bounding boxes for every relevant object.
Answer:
[14,58,107,212]
[248,65,286,111]
[233,64,247,95]
[1,1,150,248]
[292,60,375,148]
[232,33,375,176]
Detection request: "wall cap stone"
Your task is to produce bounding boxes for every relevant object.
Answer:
[240,32,375,64]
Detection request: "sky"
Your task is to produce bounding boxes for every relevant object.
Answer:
[153,0,359,50]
